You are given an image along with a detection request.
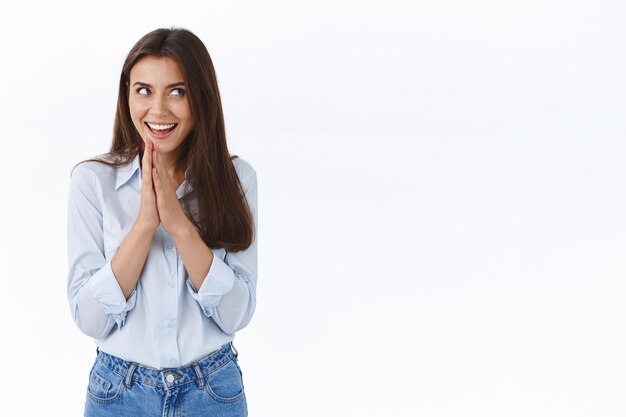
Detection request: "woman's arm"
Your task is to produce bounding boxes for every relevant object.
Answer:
[171,223,215,291]
[111,142,160,299]
[67,148,159,338]
[111,224,155,299]
[67,164,138,339]
[172,168,258,335]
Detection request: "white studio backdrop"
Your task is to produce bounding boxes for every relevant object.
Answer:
[1,0,625,416]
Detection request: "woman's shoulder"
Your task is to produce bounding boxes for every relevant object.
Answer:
[230,155,257,182]
[70,153,123,182]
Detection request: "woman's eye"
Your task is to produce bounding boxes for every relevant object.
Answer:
[171,88,186,97]
[137,87,150,95]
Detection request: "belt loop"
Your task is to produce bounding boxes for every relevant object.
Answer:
[230,342,239,358]
[124,363,137,388]
[192,362,204,389]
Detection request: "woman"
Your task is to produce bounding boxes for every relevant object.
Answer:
[67,27,257,416]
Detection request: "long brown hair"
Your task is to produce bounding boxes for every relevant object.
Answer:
[73,27,254,252]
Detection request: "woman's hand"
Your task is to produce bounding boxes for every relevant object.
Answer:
[151,143,191,236]
[135,139,161,232]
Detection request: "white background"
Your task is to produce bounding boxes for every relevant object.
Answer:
[1,1,625,416]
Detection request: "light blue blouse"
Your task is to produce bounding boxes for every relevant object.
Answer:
[67,153,257,370]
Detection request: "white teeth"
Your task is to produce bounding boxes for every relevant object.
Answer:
[147,123,176,131]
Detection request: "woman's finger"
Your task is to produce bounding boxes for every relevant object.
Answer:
[153,146,161,171]
[142,141,152,185]
[152,166,161,193]
[147,141,153,177]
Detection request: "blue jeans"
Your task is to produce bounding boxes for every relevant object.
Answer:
[84,342,247,416]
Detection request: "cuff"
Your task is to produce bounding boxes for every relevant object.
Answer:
[87,260,137,329]
[186,250,235,316]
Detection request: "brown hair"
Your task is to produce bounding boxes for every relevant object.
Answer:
[73,27,254,252]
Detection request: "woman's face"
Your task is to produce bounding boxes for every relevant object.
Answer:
[128,56,194,156]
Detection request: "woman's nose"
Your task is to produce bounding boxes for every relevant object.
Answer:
[150,95,169,117]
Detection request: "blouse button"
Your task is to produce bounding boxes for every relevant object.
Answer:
[168,281,175,288]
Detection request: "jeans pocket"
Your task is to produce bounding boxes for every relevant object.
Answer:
[204,359,245,403]
[87,360,124,403]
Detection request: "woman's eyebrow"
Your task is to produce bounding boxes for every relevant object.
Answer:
[132,81,186,88]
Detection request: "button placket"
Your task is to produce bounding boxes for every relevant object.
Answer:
[159,227,180,369]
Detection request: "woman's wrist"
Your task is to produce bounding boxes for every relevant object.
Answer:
[169,218,195,240]
[133,220,159,235]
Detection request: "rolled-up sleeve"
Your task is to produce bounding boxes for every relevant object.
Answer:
[186,168,258,335]
[67,164,136,339]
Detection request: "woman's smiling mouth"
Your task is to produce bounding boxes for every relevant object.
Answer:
[145,122,178,139]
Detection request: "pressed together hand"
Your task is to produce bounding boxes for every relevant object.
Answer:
[137,139,190,236]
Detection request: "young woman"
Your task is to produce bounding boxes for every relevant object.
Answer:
[67,28,257,416]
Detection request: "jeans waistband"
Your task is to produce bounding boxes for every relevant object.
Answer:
[96,342,237,388]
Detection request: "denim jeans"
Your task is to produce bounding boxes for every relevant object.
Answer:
[84,342,247,417]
